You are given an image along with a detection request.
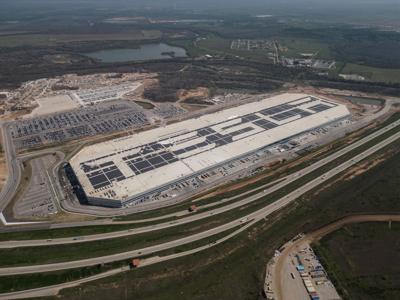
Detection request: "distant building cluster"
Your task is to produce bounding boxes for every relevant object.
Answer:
[282,54,336,71]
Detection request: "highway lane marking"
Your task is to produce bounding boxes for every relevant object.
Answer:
[1,128,399,276]
[2,118,400,247]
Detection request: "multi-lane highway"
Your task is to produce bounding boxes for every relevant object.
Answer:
[1,116,399,249]
[51,96,397,216]
[0,266,131,300]
[1,123,399,277]
[0,96,394,224]
[0,98,398,299]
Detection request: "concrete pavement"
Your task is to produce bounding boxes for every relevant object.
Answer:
[1,116,399,248]
[0,266,131,300]
[1,126,399,276]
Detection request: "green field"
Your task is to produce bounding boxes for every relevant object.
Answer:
[0,31,162,47]
[0,222,168,242]
[0,229,236,294]
[3,120,395,298]
[46,132,400,300]
[0,214,243,267]
[196,36,274,62]
[168,39,208,57]
[3,114,399,268]
[278,37,332,59]
[314,222,400,300]
[341,63,400,83]
[0,262,125,294]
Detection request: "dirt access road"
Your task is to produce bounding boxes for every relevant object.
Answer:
[274,214,400,300]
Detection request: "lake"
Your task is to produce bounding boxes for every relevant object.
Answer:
[84,43,187,63]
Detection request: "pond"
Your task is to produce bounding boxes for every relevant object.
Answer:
[84,43,187,62]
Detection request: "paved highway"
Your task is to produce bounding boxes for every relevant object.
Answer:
[0,266,131,300]
[0,122,66,223]
[0,96,394,223]
[1,126,399,276]
[0,107,398,299]
[51,96,397,216]
[0,220,258,300]
[0,117,399,249]
[1,116,399,248]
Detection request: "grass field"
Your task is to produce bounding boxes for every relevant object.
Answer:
[3,113,396,242]
[341,63,400,83]
[196,36,274,62]
[48,134,400,300]
[0,213,244,267]
[1,129,391,267]
[1,120,396,296]
[0,222,170,242]
[167,39,207,57]
[8,121,400,266]
[278,37,332,59]
[116,113,400,222]
[0,31,162,47]
[314,222,400,300]
[0,229,237,294]
[0,261,126,294]
[2,117,400,296]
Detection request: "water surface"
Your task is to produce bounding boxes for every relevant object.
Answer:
[84,43,187,62]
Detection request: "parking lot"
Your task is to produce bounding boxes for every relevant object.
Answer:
[71,82,141,106]
[13,154,59,218]
[116,116,350,208]
[9,100,149,149]
[153,103,186,119]
[270,238,341,300]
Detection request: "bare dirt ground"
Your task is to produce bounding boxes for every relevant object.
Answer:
[177,87,210,102]
[194,140,338,202]
[195,124,375,202]
[28,94,79,117]
[0,150,6,192]
[307,144,397,199]
[0,71,158,121]
[0,110,31,122]
[176,87,211,111]
[344,154,390,180]
[124,75,158,102]
[179,103,205,112]
[274,214,400,300]
[48,211,97,223]
[291,85,384,116]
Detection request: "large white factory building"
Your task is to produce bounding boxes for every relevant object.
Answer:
[69,93,350,207]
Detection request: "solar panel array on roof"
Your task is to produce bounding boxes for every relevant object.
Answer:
[309,104,331,112]
[253,119,278,130]
[71,94,347,202]
[84,162,126,190]
[271,108,312,121]
[259,104,292,116]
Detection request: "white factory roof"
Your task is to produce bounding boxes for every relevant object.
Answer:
[70,93,350,203]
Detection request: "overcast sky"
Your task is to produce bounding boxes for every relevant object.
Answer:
[1,0,399,22]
